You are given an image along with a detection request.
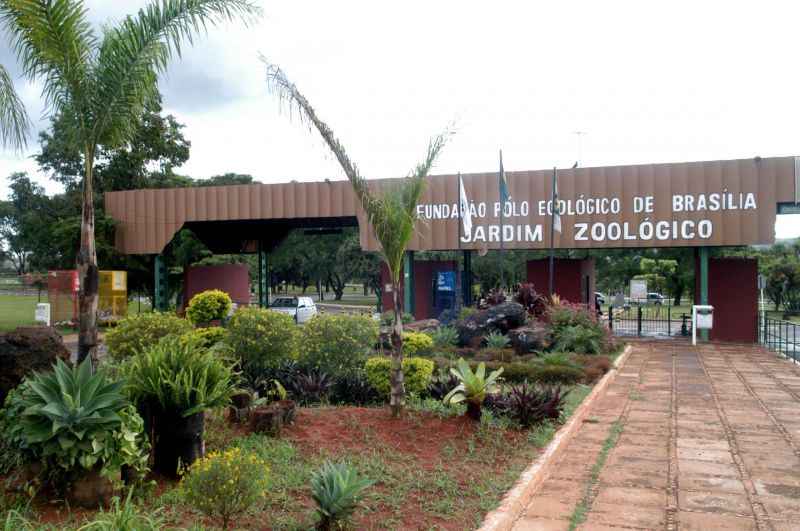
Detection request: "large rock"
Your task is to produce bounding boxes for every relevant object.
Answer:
[0,327,70,404]
[456,302,527,347]
[508,322,552,355]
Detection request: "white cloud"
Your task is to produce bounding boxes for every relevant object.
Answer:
[1,0,799,237]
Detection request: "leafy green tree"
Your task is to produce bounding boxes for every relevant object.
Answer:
[0,0,260,362]
[0,63,29,150]
[265,62,449,417]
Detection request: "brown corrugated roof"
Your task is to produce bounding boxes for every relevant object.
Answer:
[105,156,797,255]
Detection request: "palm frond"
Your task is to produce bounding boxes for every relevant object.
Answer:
[264,60,452,282]
[0,0,96,134]
[92,0,261,147]
[0,63,30,150]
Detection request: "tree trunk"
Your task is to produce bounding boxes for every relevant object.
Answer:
[77,152,99,365]
[389,284,405,418]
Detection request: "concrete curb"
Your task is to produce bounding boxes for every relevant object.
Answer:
[478,344,634,531]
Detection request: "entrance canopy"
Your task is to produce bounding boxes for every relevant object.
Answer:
[104,156,799,255]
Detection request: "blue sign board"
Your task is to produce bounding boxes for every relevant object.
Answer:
[437,271,456,292]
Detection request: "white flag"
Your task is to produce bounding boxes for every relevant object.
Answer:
[459,174,473,236]
[553,175,562,233]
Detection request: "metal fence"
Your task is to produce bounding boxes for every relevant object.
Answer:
[758,312,800,363]
[607,298,692,338]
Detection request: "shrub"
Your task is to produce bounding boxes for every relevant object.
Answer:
[225,307,299,380]
[287,368,333,405]
[484,331,510,349]
[427,326,458,348]
[514,283,548,318]
[364,357,435,397]
[181,447,269,530]
[330,372,381,406]
[0,359,149,483]
[486,383,569,428]
[444,358,504,420]
[553,325,605,354]
[547,300,608,354]
[402,331,434,357]
[299,314,378,376]
[311,461,374,531]
[458,306,478,320]
[105,312,193,361]
[426,368,460,400]
[123,335,237,416]
[470,360,537,384]
[532,364,585,385]
[575,354,612,384]
[186,289,232,325]
[380,311,413,326]
[78,491,165,530]
[181,326,228,349]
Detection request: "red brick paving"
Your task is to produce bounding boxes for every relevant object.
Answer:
[511,341,800,531]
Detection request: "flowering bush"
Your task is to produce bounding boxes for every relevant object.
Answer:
[224,308,298,381]
[401,331,434,357]
[299,314,378,376]
[186,290,232,325]
[105,312,193,360]
[364,356,434,397]
[181,447,269,530]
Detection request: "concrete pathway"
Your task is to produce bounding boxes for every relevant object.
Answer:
[512,341,800,531]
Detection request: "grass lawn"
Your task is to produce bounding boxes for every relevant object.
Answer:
[0,295,151,333]
[0,294,39,331]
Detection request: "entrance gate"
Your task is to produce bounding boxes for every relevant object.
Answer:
[607,299,692,338]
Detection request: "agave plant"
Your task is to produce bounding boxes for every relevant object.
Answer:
[443,358,504,420]
[3,358,149,479]
[310,461,374,531]
[484,331,510,349]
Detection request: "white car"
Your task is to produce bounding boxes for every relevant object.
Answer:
[271,296,318,323]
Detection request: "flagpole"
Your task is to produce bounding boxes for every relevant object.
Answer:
[457,173,462,250]
[499,150,505,293]
[549,167,556,297]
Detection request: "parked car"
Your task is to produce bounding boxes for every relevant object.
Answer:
[594,292,606,305]
[271,296,318,323]
[647,292,665,305]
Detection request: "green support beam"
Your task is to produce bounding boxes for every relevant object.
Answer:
[257,241,269,308]
[154,255,168,311]
[699,246,709,341]
[462,250,473,307]
[403,251,415,318]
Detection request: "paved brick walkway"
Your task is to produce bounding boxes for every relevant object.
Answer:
[512,341,800,531]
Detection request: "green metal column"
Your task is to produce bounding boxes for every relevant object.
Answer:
[699,246,709,341]
[154,255,168,311]
[257,241,269,308]
[403,251,415,318]
[463,250,473,307]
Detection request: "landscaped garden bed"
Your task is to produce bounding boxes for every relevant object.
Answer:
[0,286,621,530]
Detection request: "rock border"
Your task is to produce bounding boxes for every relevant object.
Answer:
[478,344,634,531]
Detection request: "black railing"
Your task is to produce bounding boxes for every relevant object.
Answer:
[759,313,800,363]
[607,299,691,338]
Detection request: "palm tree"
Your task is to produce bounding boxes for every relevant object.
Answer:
[0,0,260,362]
[265,62,450,417]
[0,63,29,150]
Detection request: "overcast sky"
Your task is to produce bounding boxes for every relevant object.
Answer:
[2,0,800,237]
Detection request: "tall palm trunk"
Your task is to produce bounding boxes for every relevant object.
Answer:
[389,281,405,417]
[77,152,98,364]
